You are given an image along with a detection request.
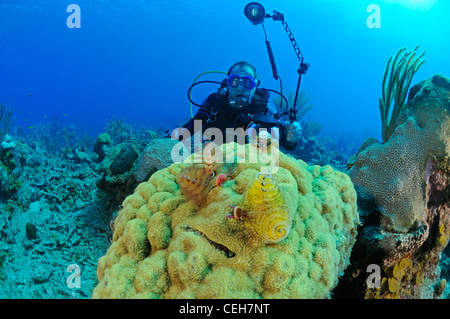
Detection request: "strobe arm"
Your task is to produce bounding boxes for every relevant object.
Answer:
[272,10,305,63]
[270,10,310,123]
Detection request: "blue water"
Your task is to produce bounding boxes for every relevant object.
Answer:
[1,0,449,146]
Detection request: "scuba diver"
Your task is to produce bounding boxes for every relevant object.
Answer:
[165,61,302,151]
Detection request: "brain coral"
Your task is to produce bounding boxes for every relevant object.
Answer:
[92,142,359,299]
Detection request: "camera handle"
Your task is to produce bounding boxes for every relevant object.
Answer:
[269,10,310,123]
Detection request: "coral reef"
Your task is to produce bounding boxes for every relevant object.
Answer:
[0,116,169,298]
[93,133,112,162]
[135,138,180,183]
[96,142,140,203]
[0,198,112,298]
[1,134,16,150]
[336,74,450,299]
[293,135,349,171]
[0,113,171,298]
[0,137,101,211]
[348,74,450,232]
[271,89,353,170]
[92,142,359,298]
[0,141,112,298]
[105,116,133,145]
[96,130,167,205]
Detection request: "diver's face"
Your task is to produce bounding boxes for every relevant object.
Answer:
[227,65,258,108]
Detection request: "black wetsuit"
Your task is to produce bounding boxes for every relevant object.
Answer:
[177,88,297,151]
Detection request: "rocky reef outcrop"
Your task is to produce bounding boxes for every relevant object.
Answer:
[336,75,450,299]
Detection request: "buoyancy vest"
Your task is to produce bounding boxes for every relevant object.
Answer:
[178,84,296,150]
[183,87,284,133]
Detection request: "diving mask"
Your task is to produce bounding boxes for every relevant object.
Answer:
[227,74,257,91]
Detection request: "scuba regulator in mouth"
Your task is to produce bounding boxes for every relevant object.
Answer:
[229,95,249,109]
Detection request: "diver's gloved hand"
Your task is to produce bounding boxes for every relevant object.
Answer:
[284,121,302,144]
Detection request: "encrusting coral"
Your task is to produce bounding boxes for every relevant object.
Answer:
[348,74,450,233]
[92,141,359,299]
[338,74,450,299]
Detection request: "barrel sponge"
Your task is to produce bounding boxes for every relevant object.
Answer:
[93,142,359,299]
